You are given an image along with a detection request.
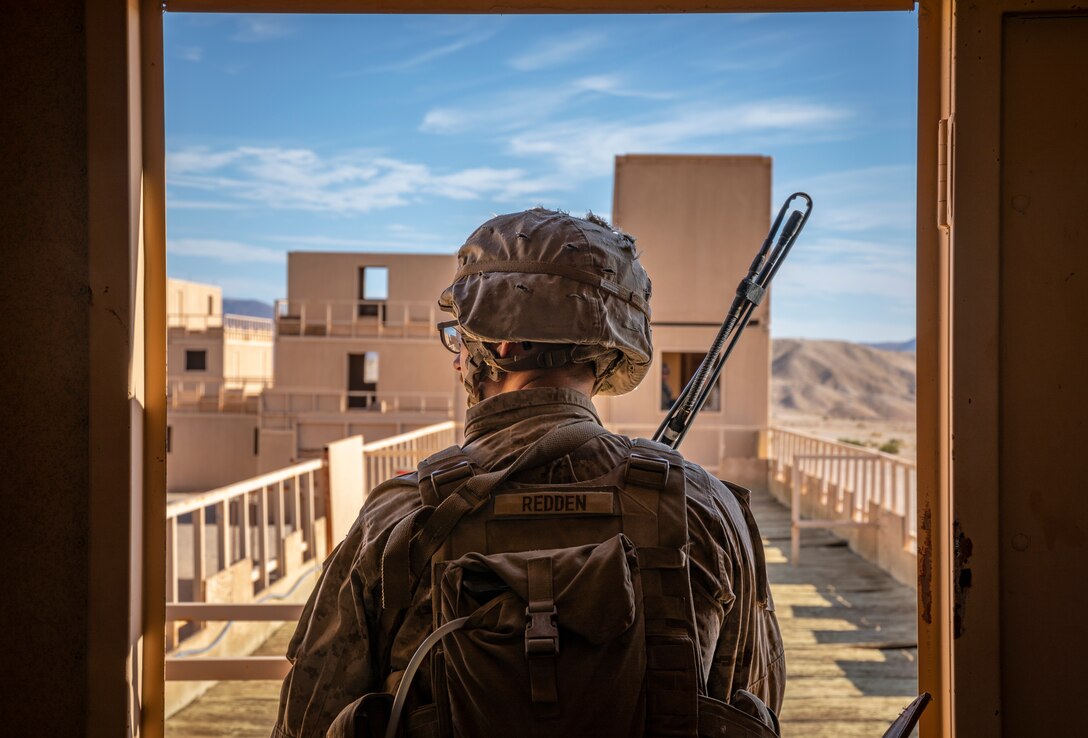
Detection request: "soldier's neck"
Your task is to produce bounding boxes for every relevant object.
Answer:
[480,371,594,401]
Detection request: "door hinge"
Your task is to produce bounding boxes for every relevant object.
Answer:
[937,116,954,230]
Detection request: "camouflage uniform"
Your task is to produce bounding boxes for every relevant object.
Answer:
[271,387,785,738]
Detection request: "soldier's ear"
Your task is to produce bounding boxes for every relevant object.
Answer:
[495,341,516,358]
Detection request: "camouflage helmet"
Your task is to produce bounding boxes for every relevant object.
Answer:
[439,208,653,404]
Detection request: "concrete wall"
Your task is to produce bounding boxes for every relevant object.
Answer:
[274,338,458,396]
[602,155,771,477]
[168,328,224,379]
[167,277,221,327]
[166,415,260,493]
[224,335,273,383]
[287,252,456,306]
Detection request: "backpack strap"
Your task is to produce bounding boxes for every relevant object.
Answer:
[525,556,560,714]
[625,439,703,737]
[382,420,608,610]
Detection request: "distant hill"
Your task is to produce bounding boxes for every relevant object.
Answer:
[223,298,274,319]
[772,339,916,422]
[863,337,916,352]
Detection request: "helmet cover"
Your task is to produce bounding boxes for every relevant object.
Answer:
[439,208,653,404]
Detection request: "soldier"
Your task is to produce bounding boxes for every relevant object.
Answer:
[272,208,785,738]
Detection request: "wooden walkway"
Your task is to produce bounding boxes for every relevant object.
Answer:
[166,488,917,737]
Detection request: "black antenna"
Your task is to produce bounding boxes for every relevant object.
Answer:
[653,193,813,449]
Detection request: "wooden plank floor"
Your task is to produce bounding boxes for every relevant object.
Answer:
[166,488,917,737]
[752,489,919,737]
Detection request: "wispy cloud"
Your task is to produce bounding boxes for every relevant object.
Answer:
[179,46,204,62]
[337,28,496,76]
[167,146,553,212]
[167,198,249,211]
[266,233,454,254]
[781,165,914,233]
[231,17,292,43]
[504,99,851,177]
[420,75,677,135]
[775,235,914,303]
[168,238,286,264]
[508,31,606,71]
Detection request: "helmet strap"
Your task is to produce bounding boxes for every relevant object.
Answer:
[492,344,575,372]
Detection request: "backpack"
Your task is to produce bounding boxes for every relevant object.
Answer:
[328,421,780,738]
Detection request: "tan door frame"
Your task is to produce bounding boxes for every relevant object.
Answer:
[135,3,928,737]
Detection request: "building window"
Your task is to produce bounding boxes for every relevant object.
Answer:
[348,352,379,409]
[660,352,721,412]
[166,426,172,454]
[207,295,214,316]
[253,428,259,456]
[185,349,207,372]
[358,266,389,318]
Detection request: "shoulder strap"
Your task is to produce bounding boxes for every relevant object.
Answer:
[416,445,476,507]
[382,420,608,609]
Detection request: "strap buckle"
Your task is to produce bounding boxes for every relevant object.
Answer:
[625,452,670,490]
[430,461,474,500]
[525,605,559,657]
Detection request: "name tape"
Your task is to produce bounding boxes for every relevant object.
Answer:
[494,491,614,516]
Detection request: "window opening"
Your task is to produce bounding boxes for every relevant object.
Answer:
[661,352,721,411]
[207,295,214,316]
[347,352,379,409]
[185,349,207,372]
[358,266,389,318]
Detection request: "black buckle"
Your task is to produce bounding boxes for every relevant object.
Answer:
[525,605,559,657]
[430,461,474,500]
[625,452,670,490]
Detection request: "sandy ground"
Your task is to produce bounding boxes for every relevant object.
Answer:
[773,413,918,461]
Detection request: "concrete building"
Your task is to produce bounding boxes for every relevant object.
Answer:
[259,252,465,469]
[167,158,770,493]
[599,154,772,487]
[165,278,273,492]
[165,256,464,490]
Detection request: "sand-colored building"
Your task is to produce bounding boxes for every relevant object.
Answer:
[167,158,771,491]
[165,278,274,492]
[258,252,464,469]
[165,256,464,490]
[598,154,772,487]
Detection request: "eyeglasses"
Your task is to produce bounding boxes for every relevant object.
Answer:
[437,320,462,354]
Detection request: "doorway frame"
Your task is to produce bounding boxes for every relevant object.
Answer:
[117,2,943,736]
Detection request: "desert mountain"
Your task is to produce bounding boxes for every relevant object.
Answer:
[223,298,274,319]
[772,339,916,422]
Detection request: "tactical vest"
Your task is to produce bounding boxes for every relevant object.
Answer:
[328,421,780,738]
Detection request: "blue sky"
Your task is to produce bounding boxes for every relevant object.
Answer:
[165,11,917,342]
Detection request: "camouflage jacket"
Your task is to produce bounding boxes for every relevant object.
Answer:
[271,387,785,738]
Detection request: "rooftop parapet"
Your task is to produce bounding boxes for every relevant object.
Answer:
[274,298,439,339]
[169,312,275,341]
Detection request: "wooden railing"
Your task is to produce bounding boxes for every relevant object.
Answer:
[164,458,325,654]
[361,421,457,490]
[223,314,274,341]
[768,428,917,563]
[164,420,460,683]
[274,298,438,339]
